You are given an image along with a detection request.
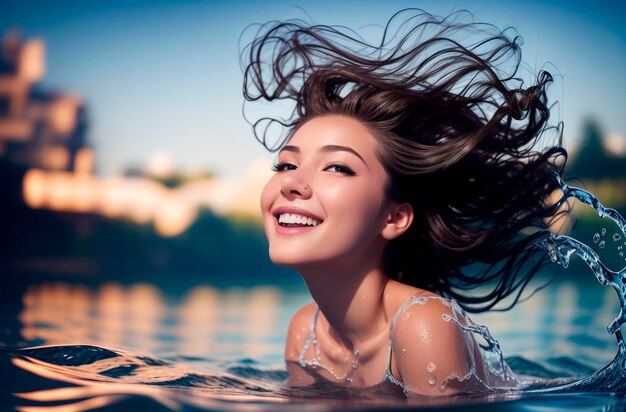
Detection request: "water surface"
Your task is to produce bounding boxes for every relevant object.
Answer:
[2,177,625,411]
[0,274,623,411]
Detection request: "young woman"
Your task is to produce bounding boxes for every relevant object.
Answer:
[242,10,566,396]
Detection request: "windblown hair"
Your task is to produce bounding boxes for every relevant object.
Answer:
[242,9,567,312]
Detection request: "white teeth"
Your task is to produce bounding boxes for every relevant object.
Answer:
[277,213,320,226]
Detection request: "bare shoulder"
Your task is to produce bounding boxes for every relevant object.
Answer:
[390,294,475,395]
[385,280,459,349]
[284,301,317,362]
[384,278,441,314]
[392,296,458,340]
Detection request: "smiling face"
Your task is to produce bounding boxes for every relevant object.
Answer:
[260,115,394,271]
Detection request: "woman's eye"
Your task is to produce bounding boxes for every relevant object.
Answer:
[271,162,297,172]
[324,163,356,176]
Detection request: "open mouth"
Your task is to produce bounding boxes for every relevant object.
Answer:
[276,213,322,228]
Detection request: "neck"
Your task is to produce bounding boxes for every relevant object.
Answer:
[298,257,390,350]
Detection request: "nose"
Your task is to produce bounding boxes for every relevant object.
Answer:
[279,173,312,200]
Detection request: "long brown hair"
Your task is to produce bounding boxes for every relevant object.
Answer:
[242,9,567,312]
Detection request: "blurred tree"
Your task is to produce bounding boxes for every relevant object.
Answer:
[569,119,626,180]
[569,119,610,179]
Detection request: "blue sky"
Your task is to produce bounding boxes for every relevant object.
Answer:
[3,0,625,178]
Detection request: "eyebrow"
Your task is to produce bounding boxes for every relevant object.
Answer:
[281,145,367,165]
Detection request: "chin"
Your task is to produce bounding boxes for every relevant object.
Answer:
[269,253,308,268]
[268,248,323,269]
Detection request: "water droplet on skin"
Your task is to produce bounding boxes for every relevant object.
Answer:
[427,361,436,373]
[428,375,437,386]
[614,233,622,241]
[599,240,606,249]
[440,385,446,392]
[593,233,600,243]
[602,228,607,236]
[402,348,407,353]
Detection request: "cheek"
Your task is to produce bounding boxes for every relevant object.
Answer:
[260,182,272,213]
[260,178,278,232]
[324,182,385,234]
[330,181,383,213]
[260,174,279,210]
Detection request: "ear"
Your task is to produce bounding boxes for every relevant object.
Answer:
[381,202,414,240]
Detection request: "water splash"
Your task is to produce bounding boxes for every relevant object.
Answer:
[537,173,626,387]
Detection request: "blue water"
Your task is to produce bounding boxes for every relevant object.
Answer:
[0,276,622,411]
[1,178,625,411]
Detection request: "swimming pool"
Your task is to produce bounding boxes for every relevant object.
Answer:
[1,267,624,411]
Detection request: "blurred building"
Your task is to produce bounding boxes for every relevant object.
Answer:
[0,30,97,278]
[0,30,290,285]
[0,30,89,173]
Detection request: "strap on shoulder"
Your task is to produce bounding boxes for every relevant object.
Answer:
[297,306,320,364]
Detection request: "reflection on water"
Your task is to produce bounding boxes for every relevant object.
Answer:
[14,279,617,368]
[2,279,623,410]
[18,282,292,364]
[13,281,618,367]
[475,280,617,368]
[11,352,291,411]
